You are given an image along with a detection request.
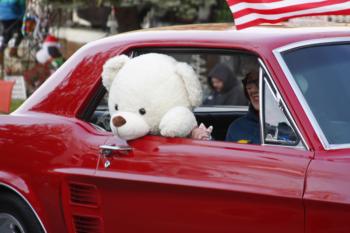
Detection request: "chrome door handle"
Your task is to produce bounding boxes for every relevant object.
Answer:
[99,145,133,156]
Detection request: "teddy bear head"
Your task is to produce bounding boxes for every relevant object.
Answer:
[102,53,202,140]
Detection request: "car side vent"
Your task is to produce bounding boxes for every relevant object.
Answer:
[73,215,102,233]
[69,183,99,207]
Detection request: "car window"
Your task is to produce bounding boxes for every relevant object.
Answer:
[84,51,305,149]
[282,43,350,145]
[86,49,258,138]
[262,69,301,147]
[88,92,111,131]
[83,52,306,149]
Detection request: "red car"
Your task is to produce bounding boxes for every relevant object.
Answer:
[1,23,350,233]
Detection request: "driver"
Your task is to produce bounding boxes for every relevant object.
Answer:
[225,70,260,144]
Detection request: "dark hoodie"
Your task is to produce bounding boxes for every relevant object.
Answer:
[204,63,247,106]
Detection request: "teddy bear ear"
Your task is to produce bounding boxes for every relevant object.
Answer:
[175,62,203,107]
[102,54,130,91]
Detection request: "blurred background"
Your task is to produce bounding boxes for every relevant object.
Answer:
[1,0,350,113]
[0,0,234,113]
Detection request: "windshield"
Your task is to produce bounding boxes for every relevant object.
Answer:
[282,43,350,145]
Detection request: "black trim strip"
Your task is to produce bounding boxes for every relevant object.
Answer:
[79,80,107,121]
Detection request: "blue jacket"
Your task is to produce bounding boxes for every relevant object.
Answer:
[0,0,25,21]
[225,105,261,144]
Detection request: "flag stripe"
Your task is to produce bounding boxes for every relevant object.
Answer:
[231,0,325,12]
[237,9,350,29]
[236,2,350,25]
[226,0,350,29]
[234,0,349,18]
[227,0,281,5]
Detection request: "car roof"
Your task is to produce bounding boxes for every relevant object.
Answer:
[116,22,350,51]
[79,23,350,63]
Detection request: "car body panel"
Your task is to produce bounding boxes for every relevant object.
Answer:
[0,114,108,232]
[305,150,350,233]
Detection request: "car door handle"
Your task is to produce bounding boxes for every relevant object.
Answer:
[99,145,133,157]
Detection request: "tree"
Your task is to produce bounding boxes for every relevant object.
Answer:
[43,0,226,21]
[39,0,232,31]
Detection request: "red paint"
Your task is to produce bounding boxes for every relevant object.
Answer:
[304,150,350,233]
[0,24,349,233]
[0,80,15,113]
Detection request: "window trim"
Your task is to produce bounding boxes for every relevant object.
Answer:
[132,47,258,57]
[274,37,350,150]
[194,106,248,113]
[258,59,309,151]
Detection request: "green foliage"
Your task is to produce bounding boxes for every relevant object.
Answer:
[10,99,25,113]
[41,0,233,22]
[214,0,234,22]
[149,0,217,20]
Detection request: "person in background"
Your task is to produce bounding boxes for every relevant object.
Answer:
[0,0,26,63]
[203,63,247,106]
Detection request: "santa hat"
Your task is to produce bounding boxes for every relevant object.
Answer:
[36,34,61,64]
[43,34,60,47]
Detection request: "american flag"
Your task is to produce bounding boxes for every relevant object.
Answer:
[226,0,350,29]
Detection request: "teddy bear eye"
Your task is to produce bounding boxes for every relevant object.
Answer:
[114,104,118,111]
[139,108,146,115]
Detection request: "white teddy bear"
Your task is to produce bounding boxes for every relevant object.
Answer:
[102,53,203,140]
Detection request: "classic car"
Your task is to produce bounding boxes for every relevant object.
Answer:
[1,23,350,233]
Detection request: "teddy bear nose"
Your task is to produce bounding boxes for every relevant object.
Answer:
[113,116,127,127]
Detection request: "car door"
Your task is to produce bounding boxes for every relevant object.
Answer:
[95,136,311,233]
[93,66,313,233]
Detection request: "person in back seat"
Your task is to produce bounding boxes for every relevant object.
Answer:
[203,63,247,106]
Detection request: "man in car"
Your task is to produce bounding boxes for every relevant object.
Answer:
[192,70,260,144]
[225,70,260,144]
